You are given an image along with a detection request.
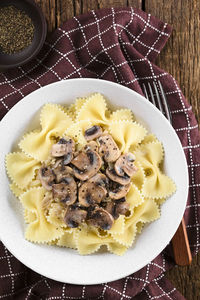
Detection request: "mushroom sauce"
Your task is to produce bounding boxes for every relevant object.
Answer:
[38,125,138,231]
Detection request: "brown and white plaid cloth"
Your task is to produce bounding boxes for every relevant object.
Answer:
[0,7,199,300]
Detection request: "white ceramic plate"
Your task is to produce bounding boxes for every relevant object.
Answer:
[0,79,188,285]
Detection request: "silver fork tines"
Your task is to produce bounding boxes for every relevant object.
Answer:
[142,81,172,124]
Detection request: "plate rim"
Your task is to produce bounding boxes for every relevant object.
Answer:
[0,78,189,284]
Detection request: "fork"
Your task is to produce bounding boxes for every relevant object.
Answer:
[142,81,192,266]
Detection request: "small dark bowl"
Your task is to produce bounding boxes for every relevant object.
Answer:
[0,0,47,70]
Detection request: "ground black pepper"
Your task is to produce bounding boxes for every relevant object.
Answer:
[0,5,34,54]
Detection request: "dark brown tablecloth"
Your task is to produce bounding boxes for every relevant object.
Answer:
[0,7,199,300]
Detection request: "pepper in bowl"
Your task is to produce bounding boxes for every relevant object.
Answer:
[0,0,47,70]
[0,6,34,55]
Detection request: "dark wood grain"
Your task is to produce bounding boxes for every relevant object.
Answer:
[145,3,200,298]
[146,0,200,125]
[35,1,200,299]
[35,0,142,30]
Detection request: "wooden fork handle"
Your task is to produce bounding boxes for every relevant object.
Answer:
[171,218,192,266]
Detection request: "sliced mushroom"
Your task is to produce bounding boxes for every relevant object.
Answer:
[109,183,131,199]
[52,158,62,169]
[51,137,75,162]
[98,134,121,162]
[71,150,102,180]
[52,175,77,205]
[53,165,74,182]
[86,204,98,218]
[104,201,119,220]
[38,167,56,190]
[71,151,90,170]
[115,153,137,177]
[106,168,131,185]
[84,140,99,152]
[88,173,109,189]
[104,198,130,219]
[115,199,130,216]
[62,152,73,165]
[87,207,114,230]
[64,207,87,228]
[84,125,102,141]
[78,182,106,207]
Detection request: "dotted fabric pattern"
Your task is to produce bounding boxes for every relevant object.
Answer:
[0,7,199,300]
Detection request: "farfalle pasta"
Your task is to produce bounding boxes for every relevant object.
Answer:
[134,141,176,199]
[6,152,41,188]
[5,93,176,255]
[20,187,64,243]
[108,120,147,153]
[19,104,73,161]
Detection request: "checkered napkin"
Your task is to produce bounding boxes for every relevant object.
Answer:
[0,7,199,300]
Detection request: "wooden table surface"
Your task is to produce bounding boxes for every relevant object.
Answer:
[35,1,200,299]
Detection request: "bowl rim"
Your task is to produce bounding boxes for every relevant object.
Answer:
[0,0,47,69]
[0,78,189,284]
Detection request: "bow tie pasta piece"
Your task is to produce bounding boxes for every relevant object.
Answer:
[112,223,137,248]
[47,203,67,227]
[136,222,144,234]
[76,93,109,125]
[108,215,125,235]
[20,187,64,243]
[57,230,78,249]
[54,104,69,114]
[24,209,37,224]
[134,141,176,199]
[131,161,145,191]
[75,97,87,115]
[109,108,134,122]
[112,198,160,247]
[28,179,41,188]
[67,98,86,120]
[76,225,114,255]
[39,104,73,132]
[64,120,92,147]
[107,241,128,256]
[126,184,144,217]
[10,178,41,199]
[155,197,166,205]
[48,239,59,246]
[19,104,73,161]
[77,226,128,256]
[135,141,164,167]
[6,152,41,189]
[66,103,76,120]
[140,134,158,145]
[108,120,147,153]
[143,173,176,199]
[10,182,25,198]
[138,198,160,223]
